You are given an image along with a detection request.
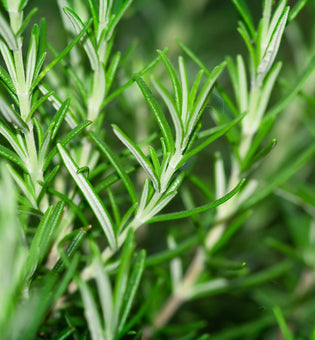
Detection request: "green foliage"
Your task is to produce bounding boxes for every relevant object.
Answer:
[0,0,315,339]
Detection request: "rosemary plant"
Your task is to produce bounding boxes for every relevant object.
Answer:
[0,0,315,339]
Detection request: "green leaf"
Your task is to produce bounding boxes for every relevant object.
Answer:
[232,0,256,39]
[88,61,106,120]
[107,188,121,226]
[185,61,226,143]
[105,0,133,42]
[0,121,26,159]
[113,229,135,331]
[78,279,105,340]
[236,55,248,113]
[137,179,150,216]
[112,124,160,191]
[256,0,272,61]
[103,48,168,106]
[265,55,315,122]
[95,165,136,195]
[16,7,39,36]
[48,187,89,227]
[215,84,239,118]
[38,131,51,166]
[33,115,43,146]
[241,52,315,161]
[0,40,17,86]
[158,151,170,180]
[0,64,16,96]
[0,94,29,132]
[87,0,98,33]
[106,51,121,94]
[148,145,161,175]
[51,328,75,340]
[50,98,71,140]
[0,13,18,50]
[90,132,137,204]
[243,138,277,172]
[91,242,114,340]
[26,202,65,279]
[26,24,39,89]
[19,0,29,11]
[165,167,185,196]
[272,306,293,340]
[0,144,27,171]
[57,144,117,250]
[97,0,111,33]
[157,49,182,112]
[289,0,308,22]
[46,41,87,104]
[20,257,79,340]
[37,165,60,205]
[149,179,245,222]
[134,73,175,154]
[38,84,78,128]
[118,249,146,333]
[226,56,239,104]
[189,69,204,112]
[148,190,178,219]
[180,112,246,166]
[237,21,257,68]
[116,280,162,339]
[53,226,90,273]
[0,0,8,10]
[176,39,210,76]
[33,18,93,89]
[151,76,183,150]
[38,18,47,61]
[32,51,46,86]
[265,0,286,48]
[44,120,92,170]
[179,56,189,124]
[102,30,113,65]
[257,6,289,85]
[256,61,282,123]
[7,163,37,208]
[119,203,137,231]
[27,90,54,122]
[63,7,98,71]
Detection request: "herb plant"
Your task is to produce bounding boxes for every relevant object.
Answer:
[0,0,315,339]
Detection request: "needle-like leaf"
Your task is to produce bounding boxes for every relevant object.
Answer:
[117,249,146,333]
[57,144,117,250]
[63,7,98,71]
[26,24,39,89]
[90,132,137,204]
[149,179,245,222]
[0,12,18,50]
[157,49,182,112]
[33,19,92,89]
[185,61,226,143]
[112,124,160,191]
[78,279,105,340]
[134,73,175,154]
